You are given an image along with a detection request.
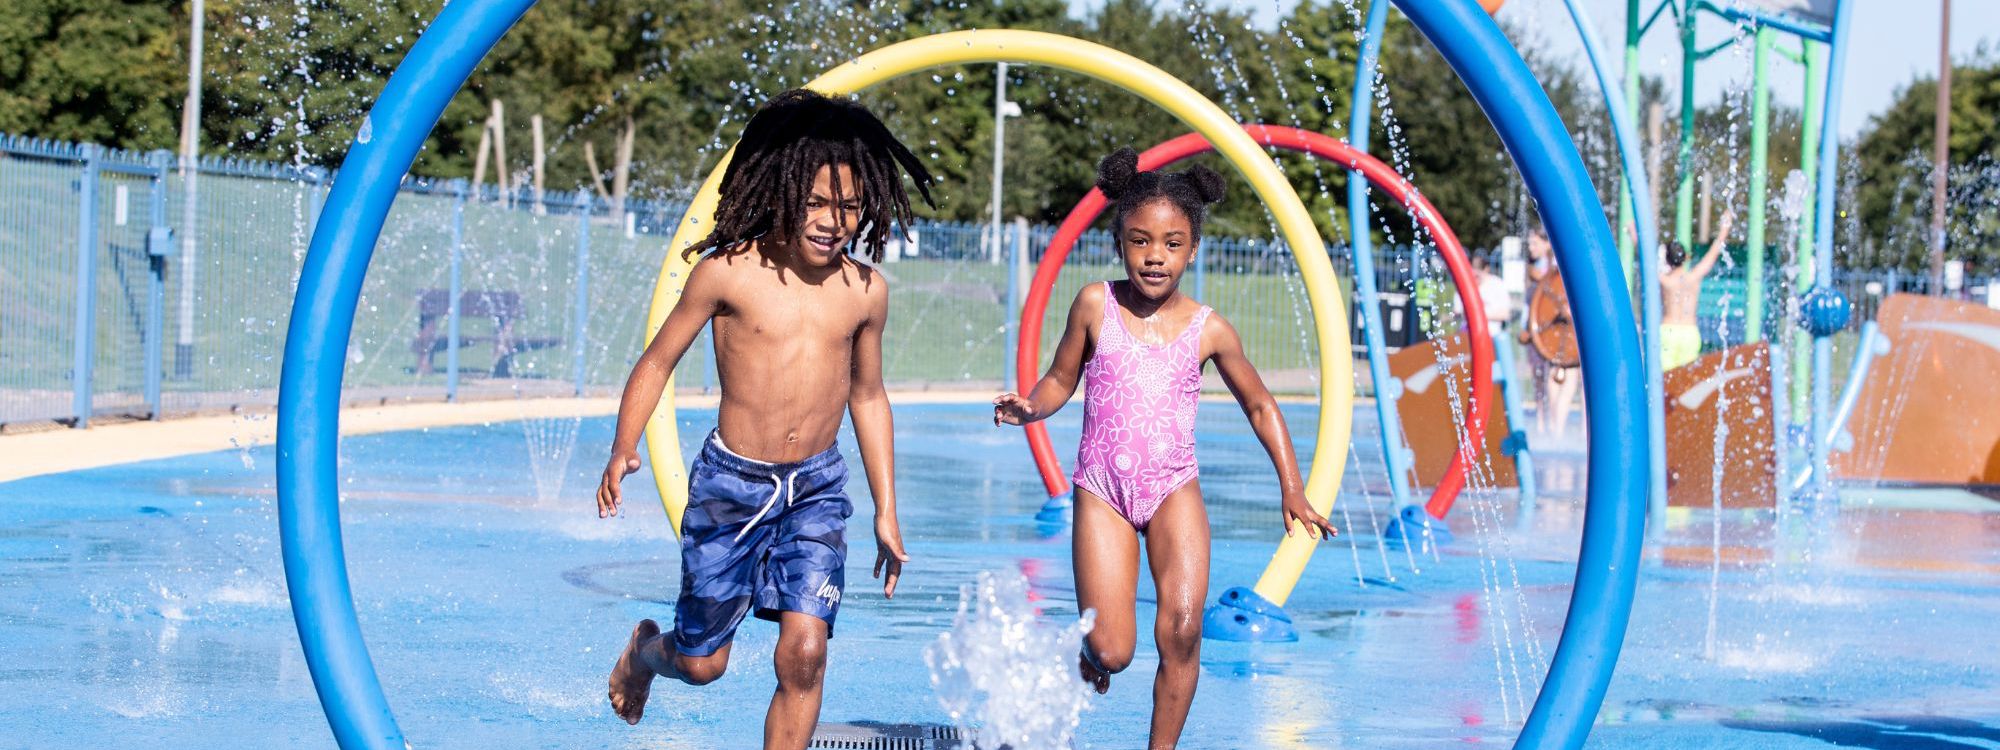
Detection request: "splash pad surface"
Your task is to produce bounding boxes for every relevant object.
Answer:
[5,403,1999,748]
[279,10,1651,742]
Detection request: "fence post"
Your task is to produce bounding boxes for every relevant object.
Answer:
[1003,217,1027,390]
[70,145,101,427]
[145,150,173,419]
[1193,232,1208,302]
[446,179,466,402]
[572,192,592,396]
[306,167,328,235]
[173,150,198,381]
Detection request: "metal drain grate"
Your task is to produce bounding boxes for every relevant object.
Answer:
[807,722,967,749]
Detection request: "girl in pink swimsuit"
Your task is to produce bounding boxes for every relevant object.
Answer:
[993,148,1337,749]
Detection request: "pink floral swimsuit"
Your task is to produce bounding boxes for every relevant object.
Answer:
[1073,282,1210,530]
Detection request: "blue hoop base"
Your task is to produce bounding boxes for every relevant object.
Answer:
[1034,491,1074,524]
[1382,504,1455,552]
[1202,586,1298,642]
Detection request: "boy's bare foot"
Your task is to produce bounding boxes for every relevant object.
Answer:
[1078,650,1110,695]
[609,619,661,725]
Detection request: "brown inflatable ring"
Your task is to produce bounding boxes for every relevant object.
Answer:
[1526,271,1581,370]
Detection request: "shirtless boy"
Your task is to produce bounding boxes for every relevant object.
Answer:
[1660,211,1733,370]
[594,89,933,750]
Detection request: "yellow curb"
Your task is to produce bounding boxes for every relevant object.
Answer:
[0,389,1025,483]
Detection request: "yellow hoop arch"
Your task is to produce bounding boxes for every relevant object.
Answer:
[643,29,1352,606]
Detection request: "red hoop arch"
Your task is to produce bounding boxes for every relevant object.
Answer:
[1015,124,1493,520]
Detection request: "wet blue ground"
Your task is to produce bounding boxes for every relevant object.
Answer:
[3,403,1999,748]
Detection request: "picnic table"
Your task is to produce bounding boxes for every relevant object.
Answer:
[411,289,561,378]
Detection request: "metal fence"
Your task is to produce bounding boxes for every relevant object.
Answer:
[3,131,1980,428]
[1,140,178,426]
[1686,262,1988,349]
[0,132,1379,429]
[0,134,710,426]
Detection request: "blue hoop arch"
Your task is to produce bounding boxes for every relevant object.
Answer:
[274,1,1646,748]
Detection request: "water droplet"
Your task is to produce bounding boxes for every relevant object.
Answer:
[356,116,373,145]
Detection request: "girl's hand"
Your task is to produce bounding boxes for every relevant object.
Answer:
[992,393,1039,426]
[597,448,642,518]
[1281,492,1338,540]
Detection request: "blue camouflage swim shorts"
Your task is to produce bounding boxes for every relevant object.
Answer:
[672,430,852,657]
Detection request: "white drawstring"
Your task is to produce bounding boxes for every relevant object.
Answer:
[733,469,800,542]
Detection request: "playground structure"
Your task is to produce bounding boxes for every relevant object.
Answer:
[1560,0,2000,544]
[1662,342,1778,510]
[1833,294,2000,486]
[1390,333,1522,492]
[1558,0,2000,546]
[1009,0,1873,562]
[1545,2,1998,540]
[6,0,2000,745]
[275,1,1651,747]
[1559,0,1857,529]
[1127,0,1860,555]
[254,0,2000,748]
[1565,1,1996,531]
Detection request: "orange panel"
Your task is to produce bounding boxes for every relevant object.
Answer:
[1389,335,1518,489]
[1662,343,1777,509]
[1833,294,2000,485]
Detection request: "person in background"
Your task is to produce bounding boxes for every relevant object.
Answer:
[1473,251,1511,339]
[1523,228,1581,441]
[1413,255,1450,340]
[1660,211,1734,370]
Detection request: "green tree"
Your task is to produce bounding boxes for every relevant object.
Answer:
[857,0,1082,222]
[1337,4,1588,250]
[201,0,482,170]
[473,0,768,200]
[1264,0,1365,241]
[0,0,185,149]
[1853,54,2000,274]
[0,0,1599,256]
[1677,101,1807,241]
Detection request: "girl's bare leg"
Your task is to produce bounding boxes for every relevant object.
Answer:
[1552,367,1582,441]
[1142,482,1210,749]
[1538,366,1562,438]
[1073,487,1141,693]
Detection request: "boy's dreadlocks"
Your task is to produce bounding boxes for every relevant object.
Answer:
[684,89,935,263]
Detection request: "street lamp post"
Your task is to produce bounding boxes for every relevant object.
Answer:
[993,62,1022,387]
[1929,0,1953,293]
[175,0,205,379]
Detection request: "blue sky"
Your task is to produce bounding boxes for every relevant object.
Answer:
[1500,0,1993,137]
[1066,1,1995,138]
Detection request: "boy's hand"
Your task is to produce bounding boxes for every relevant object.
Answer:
[992,393,1039,426]
[1716,210,1735,240]
[872,516,910,598]
[1281,491,1338,540]
[597,449,642,518]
